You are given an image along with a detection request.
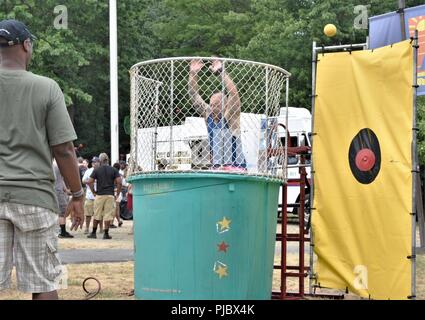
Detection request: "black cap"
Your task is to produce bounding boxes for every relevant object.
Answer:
[0,19,36,47]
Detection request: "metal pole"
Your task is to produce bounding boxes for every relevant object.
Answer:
[285,78,289,182]
[221,60,226,167]
[109,0,119,164]
[299,155,306,297]
[315,43,367,53]
[129,70,136,174]
[411,30,418,300]
[169,61,174,167]
[153,83,160,170]
[309,41,318,295]
[399,0,407,40]
[264,68,269,175]
[281,182,288,299]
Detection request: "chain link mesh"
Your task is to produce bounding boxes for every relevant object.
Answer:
[129,57,290,181]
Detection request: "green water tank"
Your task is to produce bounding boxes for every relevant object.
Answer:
[128,172,280,300]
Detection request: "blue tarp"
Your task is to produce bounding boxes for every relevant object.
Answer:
[369,12,403,49]
[369,5,425,95]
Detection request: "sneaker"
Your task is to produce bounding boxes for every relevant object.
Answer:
[118,221,123,227]
[103,233,112,240]
[110,224,117,229]
[84,229,90,235]
[87,233,97,239]
[58,232,74,239]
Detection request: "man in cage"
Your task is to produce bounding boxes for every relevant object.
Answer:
[188,58,247,170]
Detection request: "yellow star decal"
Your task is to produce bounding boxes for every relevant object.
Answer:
[215,265,228,279]
[217,217,231,231]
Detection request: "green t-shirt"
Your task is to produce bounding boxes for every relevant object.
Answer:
[0,69,77,213]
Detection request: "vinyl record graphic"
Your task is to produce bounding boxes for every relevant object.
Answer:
[348,128,381,184]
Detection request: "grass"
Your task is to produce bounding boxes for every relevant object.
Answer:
[1,222,425,300]
[0,262,135,300]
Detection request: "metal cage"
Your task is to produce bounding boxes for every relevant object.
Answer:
[129,57,291,180]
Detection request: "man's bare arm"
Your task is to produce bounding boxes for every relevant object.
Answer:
[223,72,241,114]
[210,60,241,115]
[188,60,208,117]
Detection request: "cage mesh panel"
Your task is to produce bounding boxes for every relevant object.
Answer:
[129,58,289,180]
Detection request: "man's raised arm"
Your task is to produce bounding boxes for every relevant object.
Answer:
[210,59,241,115]
[188,59,208,117]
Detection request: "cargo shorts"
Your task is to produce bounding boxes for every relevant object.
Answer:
[0,203,62,293]
[94,195,115,222]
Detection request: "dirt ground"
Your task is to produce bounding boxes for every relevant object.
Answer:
[0,222,424,300]
[57,220,134,250]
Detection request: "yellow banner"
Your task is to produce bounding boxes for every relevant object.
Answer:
[312,40,414,300]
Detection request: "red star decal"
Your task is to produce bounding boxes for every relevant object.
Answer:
[218,241,229,253]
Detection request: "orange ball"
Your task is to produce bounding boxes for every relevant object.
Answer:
[324,24,337,37]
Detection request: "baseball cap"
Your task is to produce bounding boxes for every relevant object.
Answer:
[91,156,100,162]
[0,19,36,47]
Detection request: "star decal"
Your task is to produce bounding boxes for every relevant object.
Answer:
[217,216,231,233]
[218,241,229,253]
[214,262,228,279]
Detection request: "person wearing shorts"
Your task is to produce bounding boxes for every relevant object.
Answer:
[0,203,62,295]
[87,153,122,240]
[82,157,101,234]
[111,162,124,228]
[53,160,73,238]
[0,19,84,300]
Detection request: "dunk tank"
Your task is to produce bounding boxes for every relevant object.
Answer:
[127,57,291,299]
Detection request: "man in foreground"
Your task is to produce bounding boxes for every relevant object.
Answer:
[0,19,84,300]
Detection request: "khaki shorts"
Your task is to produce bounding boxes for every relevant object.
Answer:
[84,199,95,217]
[94,195,115,222]
[0,203,62,293]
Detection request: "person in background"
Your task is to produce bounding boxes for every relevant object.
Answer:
[127,182,133,235]
[112,162,124,228]
[78,157,88,181]
[83,159,89,173]
[53,160,73,238]
[119,160,127,176]
[87,153,122,239]
[82,157,101,234]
